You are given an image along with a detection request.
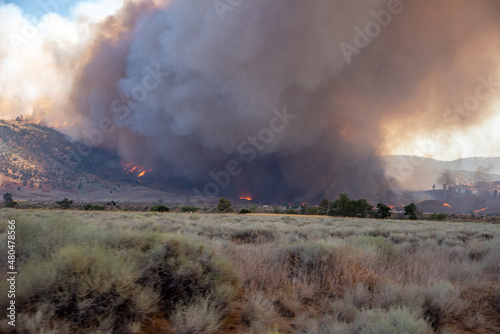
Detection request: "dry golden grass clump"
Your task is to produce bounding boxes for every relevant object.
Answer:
[0,209,499,333]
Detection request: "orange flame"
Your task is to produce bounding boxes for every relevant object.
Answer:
[240,196,252,201]
[474,207,488,214]
[122,162,153,180]
[137,169,153,178]
[443,203,451,208]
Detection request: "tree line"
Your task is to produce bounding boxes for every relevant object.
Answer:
[1,193,425,221]
[301,194,392,219]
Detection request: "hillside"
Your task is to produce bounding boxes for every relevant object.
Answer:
[383,155,500,191]
[0,120,240,205]
[0,120,125,192]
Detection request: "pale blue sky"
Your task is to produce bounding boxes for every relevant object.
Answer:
[2,0,77,18]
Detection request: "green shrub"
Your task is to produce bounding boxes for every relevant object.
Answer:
[16,245,157,333]
[84,204,105,211]
[367,228,389,238]
[306,206,320,215]
[170,297,224,334]
[15,215,86,261]
[351,236,397,262]
[150,205,169,212]
[142,235,240,313]
[239,208,252,214]
[283,209,298,215]
[358,307,429,334]
[429,213,448,221]
[56,198,73,209]
[231,229,275,244]
[280,241,338,278]
[97,229,164,253]
[181,205,198,213]
[422,281,469,329]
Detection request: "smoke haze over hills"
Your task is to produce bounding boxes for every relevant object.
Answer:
[2,0,500,201]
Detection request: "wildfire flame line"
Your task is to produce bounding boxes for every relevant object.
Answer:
[239,196,252,201]
[443,203,451,208]
[474,207,488,214]
[122,162,153,180]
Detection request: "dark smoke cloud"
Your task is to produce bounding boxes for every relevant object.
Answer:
[3,0,500,201]
[67,0,393,201]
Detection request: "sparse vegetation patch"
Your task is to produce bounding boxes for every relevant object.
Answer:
[0,210,499,333]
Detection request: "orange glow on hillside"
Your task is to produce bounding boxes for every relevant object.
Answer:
[474,207,488,214]
[240,196,252,201]
[122,162,153,180]
[443,203,451,208]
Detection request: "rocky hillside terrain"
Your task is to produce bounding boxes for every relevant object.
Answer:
[0,120,126,193]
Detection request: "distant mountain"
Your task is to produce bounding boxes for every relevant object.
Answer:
[448,157,500,175]
[0,120,124,192]
[0,120,219,205]
[382,155,500,191]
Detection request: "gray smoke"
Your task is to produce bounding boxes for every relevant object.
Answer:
[69,0,394,201]
[5,0,500,201]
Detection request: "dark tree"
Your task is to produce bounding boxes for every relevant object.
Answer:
[181,206,198,213]
[376,203,392,219]
[56,198,73,209]
[217,198,233,213]
[352,199,373,218]
[3,193,17,208]
[332,194,354,217]
[404,203,419,220]
[318,198,329,215]
[327,201,337,216]
[150,205,169,212]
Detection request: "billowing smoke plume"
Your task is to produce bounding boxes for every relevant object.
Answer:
[2,0,500,201]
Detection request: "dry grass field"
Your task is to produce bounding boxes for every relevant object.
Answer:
[0,209,499,333]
